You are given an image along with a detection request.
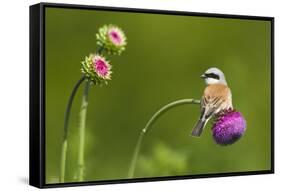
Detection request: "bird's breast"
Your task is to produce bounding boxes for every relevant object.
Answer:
[204,84,230,98]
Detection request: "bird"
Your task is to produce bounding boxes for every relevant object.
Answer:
[191,67,233,137]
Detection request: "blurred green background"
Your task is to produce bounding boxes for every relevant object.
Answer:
[45,7,272,184]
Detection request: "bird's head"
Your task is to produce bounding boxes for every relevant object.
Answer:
[201,67,227,85]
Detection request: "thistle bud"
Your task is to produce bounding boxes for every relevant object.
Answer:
[96,24,127,55]
[81,54,112,85]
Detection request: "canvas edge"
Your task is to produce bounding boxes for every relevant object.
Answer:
[29,3,45,189]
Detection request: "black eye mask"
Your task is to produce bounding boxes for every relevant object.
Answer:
[205,73,220,80]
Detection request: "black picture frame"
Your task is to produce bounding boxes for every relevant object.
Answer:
[29,2,274,188]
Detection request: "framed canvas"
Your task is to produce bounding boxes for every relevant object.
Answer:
[29,2,274,188]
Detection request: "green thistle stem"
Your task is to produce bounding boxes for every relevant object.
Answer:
[127,99,200,178]
[60,76,86,183]
[77,80,91,181]
[60,37,117,182]
[76,47,103,181]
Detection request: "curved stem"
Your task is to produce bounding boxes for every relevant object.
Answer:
[77,80,91,181]
[63,76,86,140]
[60,76,86,183]
[128,99,200,178]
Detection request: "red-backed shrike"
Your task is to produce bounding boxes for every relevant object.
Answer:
[191,68,233,137]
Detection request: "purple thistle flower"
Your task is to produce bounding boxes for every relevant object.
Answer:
[96,25,127,55]
[108,28,124,46]
[81,54,112,85]
[212,109,246,146]
[92,55,112,80]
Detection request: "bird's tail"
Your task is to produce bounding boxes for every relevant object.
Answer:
[191,119,206,137]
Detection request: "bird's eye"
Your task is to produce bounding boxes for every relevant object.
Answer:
[205,73,220,80]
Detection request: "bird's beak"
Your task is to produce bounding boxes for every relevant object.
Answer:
[200,74,206,79]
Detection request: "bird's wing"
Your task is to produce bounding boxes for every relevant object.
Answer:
[200,84,229,120]
[200,96,222,120]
